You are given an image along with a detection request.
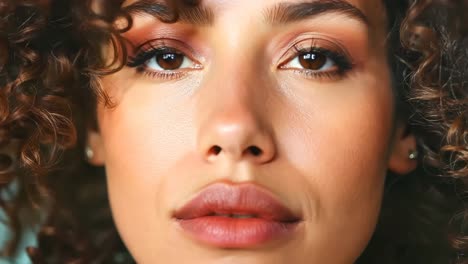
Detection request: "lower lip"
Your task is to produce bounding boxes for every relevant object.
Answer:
[176,216,299,248]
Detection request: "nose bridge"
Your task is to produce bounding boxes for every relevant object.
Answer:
[195,56,276,164]
[203,47,264,120]
[216,67,259,114]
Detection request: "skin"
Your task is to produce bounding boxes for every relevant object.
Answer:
[88,0,418,263]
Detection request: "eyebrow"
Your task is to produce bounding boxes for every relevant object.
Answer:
[124,0,214,26]
[265,0,369,26]
[123,0,367,27]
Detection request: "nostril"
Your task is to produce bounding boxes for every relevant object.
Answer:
[208,145,222,156]
[248,146,262,156]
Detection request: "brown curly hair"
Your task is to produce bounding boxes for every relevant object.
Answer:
[0,0,466,263]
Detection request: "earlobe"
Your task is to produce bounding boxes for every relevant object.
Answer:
[86,130,105,166]
[387,124,419,175]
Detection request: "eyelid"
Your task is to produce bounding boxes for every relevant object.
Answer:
[275,32,357,64]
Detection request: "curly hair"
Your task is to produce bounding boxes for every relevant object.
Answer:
[0,0,466,263]
[0,0,77,258]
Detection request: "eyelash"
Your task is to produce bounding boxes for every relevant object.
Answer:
[127,40,354,81]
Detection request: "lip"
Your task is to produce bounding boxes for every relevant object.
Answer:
[172,182,302,248]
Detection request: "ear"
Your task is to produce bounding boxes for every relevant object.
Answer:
[387,123,418,175]
[86,130,105,166]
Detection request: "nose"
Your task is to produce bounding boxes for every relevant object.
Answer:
[199,110,276,164]
[196,78,276,165]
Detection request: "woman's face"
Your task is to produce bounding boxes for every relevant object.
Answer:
[88,0,417,263]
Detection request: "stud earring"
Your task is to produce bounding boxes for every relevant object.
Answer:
[85,146,94,160]
[408,149,419,160]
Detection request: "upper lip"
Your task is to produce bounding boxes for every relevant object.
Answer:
[173,182,301,222]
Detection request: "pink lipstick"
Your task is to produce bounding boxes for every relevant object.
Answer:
[173,183,302,248]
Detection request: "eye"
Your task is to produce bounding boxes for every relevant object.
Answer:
[145,50,195,71]
[282,50,339,73]
[278,37,354,81]
[298,52,334,71]
[127,40,202,81]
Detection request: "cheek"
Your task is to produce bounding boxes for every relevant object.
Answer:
[275,70,393,259]
[286,86,392,215]
[96,77,200,258]
[283,76,393,199]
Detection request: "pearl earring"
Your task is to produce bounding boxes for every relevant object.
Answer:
[408,149,419,160]
[85,146,94,160]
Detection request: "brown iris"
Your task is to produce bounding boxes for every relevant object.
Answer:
[156,53,184,70]
[298,52,327,70]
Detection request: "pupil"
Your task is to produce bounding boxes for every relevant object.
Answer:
[299,52,326,70]
[157,53,184,70]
